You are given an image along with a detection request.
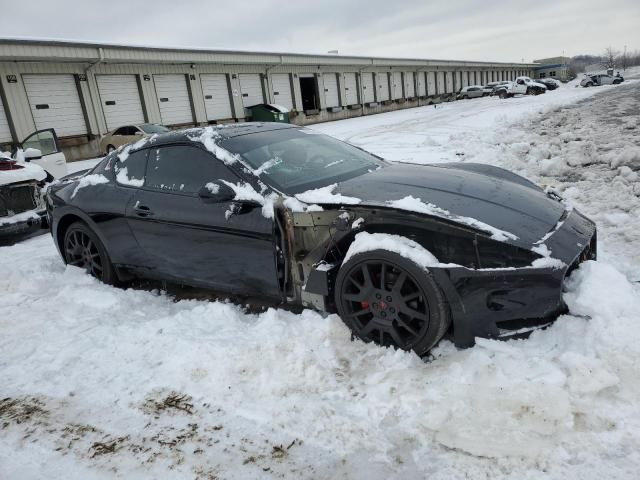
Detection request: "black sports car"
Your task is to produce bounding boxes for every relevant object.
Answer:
[46,123,596,355]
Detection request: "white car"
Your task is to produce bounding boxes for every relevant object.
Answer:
[14,128,68,179]
[457,85,486,99]
[580,73,624,87]
[515,76,547,94]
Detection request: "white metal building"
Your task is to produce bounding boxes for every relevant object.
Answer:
[0,38,535,159]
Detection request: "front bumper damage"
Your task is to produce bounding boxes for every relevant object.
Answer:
[435,209,597,348]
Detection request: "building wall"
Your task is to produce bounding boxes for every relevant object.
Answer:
[0,41,534,160]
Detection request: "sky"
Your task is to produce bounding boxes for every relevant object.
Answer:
[1,0,638,62]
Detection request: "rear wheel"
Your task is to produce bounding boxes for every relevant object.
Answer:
[335,250,450,356]
[63,221,117,284]
[106,144,116,154]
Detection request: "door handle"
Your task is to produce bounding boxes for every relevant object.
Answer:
[134,204,154,217]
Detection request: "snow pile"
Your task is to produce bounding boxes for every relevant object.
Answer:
[115,167,144,187]
[2,236,640,478]
[343,232,458,268]
[116,135,156,162]
[0,161,47,186]
[387,195,518,242]
[187,126,241,165]
[295,183,361,205]
[0,209,41,226]
[71,174,109,198]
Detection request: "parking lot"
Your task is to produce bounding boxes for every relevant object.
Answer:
[2,77,640,479]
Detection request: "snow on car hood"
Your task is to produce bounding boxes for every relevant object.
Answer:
[329,163,566,247]
[0,158,47,186]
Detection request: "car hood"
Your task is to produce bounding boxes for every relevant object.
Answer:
[330,163,566,248]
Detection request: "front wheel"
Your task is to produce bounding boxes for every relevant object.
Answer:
[584,82,593,88]
[499,90,508,99]
[106,144,116,154]
[334,250,450,356]
[63,221,117,284]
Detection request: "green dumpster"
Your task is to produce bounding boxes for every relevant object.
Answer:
[248,104,290,123]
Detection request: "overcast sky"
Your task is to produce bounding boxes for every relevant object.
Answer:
[2,0,639,62]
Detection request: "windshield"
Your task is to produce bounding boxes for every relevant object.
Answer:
[221,128,383,194]
[140,124,170,134]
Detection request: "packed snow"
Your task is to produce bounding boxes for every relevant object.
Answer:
[294,183,362,205]
[70,173,110,198]
[344,232,458,268]
[2,77,640,479]
[0,161,47,186]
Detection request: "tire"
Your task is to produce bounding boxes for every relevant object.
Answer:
[585,82,593,88]
[613,79,621,85]
[63,221,117,285]
[334,249,451,356]
[498,90,508,99]
[526,87,532,95]
[106,144,116,154]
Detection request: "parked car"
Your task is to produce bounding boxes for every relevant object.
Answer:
[13,128,68,179]
[1,152,48,238]
[99,123,170,154]
[457,85,486,99]
[516,76,547,95]
[535,78,559,90]
[580,73,624,87]
[47,123,596,355]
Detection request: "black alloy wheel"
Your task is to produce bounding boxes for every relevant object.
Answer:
[335,250,450,355]
[63,222,116,284]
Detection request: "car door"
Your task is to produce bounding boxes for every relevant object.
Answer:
[125,143,280,298]
[20,128,68,178]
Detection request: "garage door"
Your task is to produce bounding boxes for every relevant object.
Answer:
[0,95,11,143]
[153,74,193,126]
[391,72,403,99]
[343,73,358,105]
[376,73,390,101]
[417,72,426,97]
[404,72,415,98]
[445,72,454,93]
[23,74,87,137]
[96,75,145,131]
[436,72,445,95]
[461,72,469,88]
[323,73,340,108]
[270,74,293,111]
[200,74,233,121]
[426,72,436,96]
[361,72,375,104]
[239,74,264,108]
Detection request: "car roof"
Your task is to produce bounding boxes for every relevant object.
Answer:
[133,122,298,149]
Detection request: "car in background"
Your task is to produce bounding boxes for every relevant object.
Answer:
[1,152,48,239]
[47,123,597,355]
[99,123,170,154]
[580,73,624,87]
[535,78,559,90]
[457,85,486,100]
[516,76,547,95]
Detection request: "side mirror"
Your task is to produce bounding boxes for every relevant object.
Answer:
[23,148,43,161]
[198,182,236,203]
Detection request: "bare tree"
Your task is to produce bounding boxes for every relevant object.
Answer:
[601,47,620,69]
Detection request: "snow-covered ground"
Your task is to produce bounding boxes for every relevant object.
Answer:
[2,76,640,479]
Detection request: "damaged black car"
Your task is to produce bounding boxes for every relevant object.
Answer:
[46,123,597,355]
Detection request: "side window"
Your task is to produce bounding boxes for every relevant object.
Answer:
[22,129,59,156]
[145,145,237,194]
[114,149,148,187]
[113,127,126,136]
